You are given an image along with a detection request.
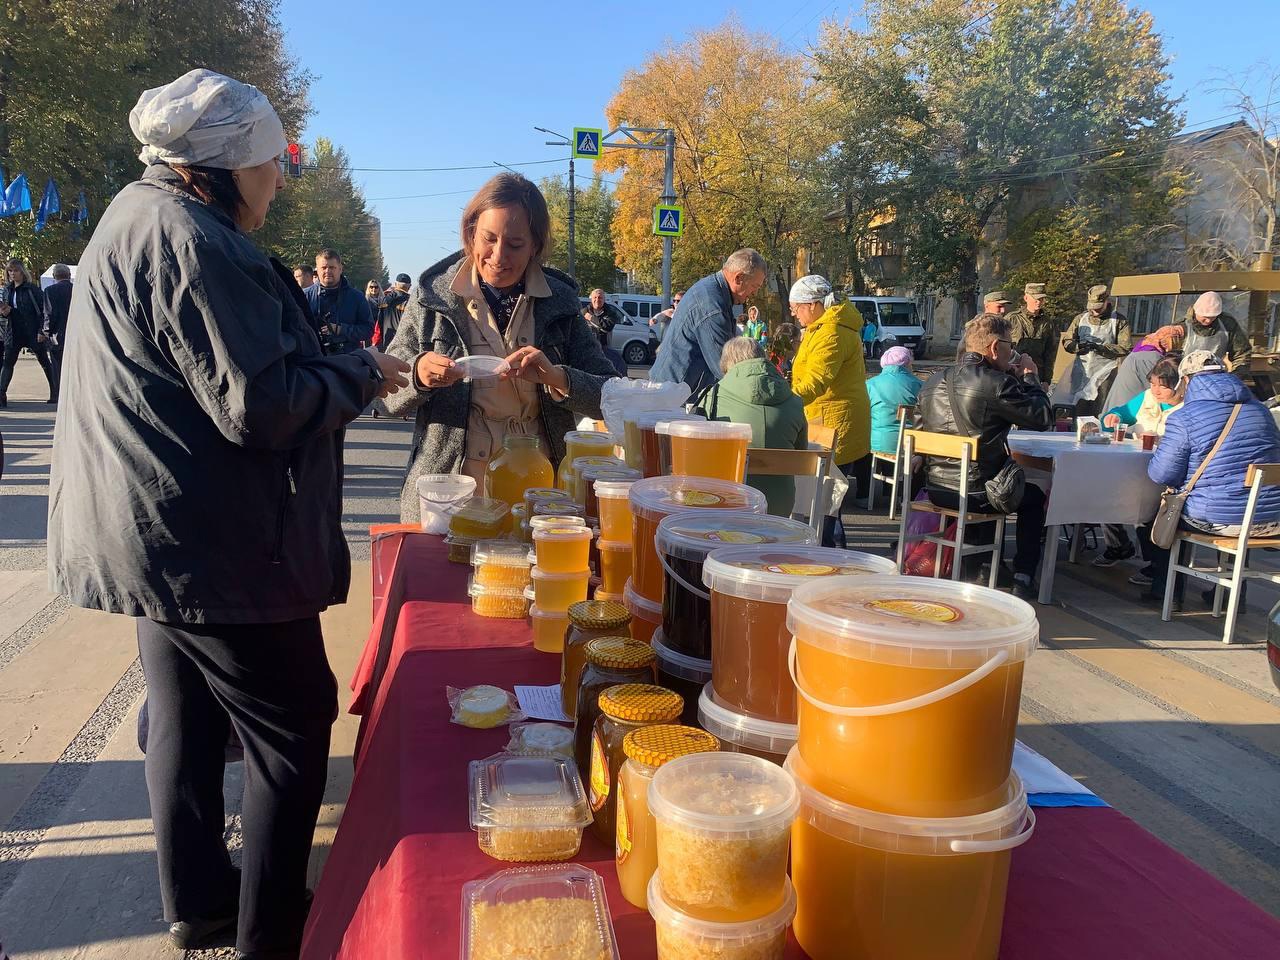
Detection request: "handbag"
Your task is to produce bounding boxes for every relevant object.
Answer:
[1150,404,1242,549]
[985,459,1026,514]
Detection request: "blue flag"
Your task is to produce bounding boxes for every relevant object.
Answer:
[0,167,8,216]
[1,174,32,218]
[74,190,89,223]
[35,179,60,232]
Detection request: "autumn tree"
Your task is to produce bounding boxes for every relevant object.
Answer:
[599,20,830,319]
[540,174,621,293]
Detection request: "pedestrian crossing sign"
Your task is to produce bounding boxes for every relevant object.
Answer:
[653,204,684,237]
[573,128,603,159]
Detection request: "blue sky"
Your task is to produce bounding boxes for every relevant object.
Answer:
[278,0,1277,281]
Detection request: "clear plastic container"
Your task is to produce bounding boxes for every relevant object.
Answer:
[786,749,1033,960]
[534,526,593,574]
[453,354,511,381]
[629,477,768,605]
[583,469,641,523]
[445,534,479,565]
[485,435,554,519]
[560,600,634,717]
[533,501,585,521]
[787,575,1038,817]
[624,410,706,477]
[623,579,662,644]
[468,580,532,619]
[569,456,627,506]
[595,539,633,596]
[557,431,619,489]
[656,420,753,483]
[530,567,591,613]
[472,540,533,588]
[698,685,796,767]
[460,863,620,960]
[616,725,720,909]
[594,480,635,544]
[529,605,571,654]
[525,486,573,516]
[702,545,897,723]
[449,497,511,540]
[469,753,592,862]
[648,872,796,960]
[656,512,815,661]
[416,474,477,534]
[648,752,799,923]
[651,629,710,726]
[507,721,575,758]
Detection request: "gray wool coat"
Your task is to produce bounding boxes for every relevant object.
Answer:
[383,252,618,522]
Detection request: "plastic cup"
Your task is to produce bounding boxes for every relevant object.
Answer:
[416,474,476,534]
[596,539,634,596]
[533,525,593,574]
[557,431,619,489]
[595,480,636,544]
[453,354,511,381]
[529,567,591,613]
[529,605,571,654]
[648,752,799,923]
[657,421,753,483]
[787,575,1038,817]
[648,873,796,960]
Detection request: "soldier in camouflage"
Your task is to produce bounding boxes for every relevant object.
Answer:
[1006,282,1058,382]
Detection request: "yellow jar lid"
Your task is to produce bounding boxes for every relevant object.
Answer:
[567,599,630,630]
[583,635,654,670]
[624,723,719,765]
[598,684,683,723]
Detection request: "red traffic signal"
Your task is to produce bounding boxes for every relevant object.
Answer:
[286,142,302,178]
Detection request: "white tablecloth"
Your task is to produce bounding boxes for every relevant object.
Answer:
[1008,431,1162,527]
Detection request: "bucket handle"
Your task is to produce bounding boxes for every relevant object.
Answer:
[788,638,1010,717]
[949,808,1036,854]
[658,551,712,602]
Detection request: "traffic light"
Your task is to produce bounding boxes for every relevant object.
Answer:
[286,142,302,178]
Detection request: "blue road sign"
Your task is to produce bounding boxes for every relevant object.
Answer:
[653,204,684,237]
[573,128,603,159]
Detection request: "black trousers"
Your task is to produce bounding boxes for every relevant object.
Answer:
[928,482,1048,578]
[0,331,56,399]
[137,617,337,956]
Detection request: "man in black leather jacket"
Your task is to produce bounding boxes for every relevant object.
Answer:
[919,313,1053,599]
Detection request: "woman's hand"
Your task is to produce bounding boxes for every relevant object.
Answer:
[503,346,569,393]
[416,351,464,389]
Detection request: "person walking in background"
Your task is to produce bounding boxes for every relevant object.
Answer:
[0,258,57,407]
[866,345,921,457]
[306,249,374,354]
[374,273,412,349]
[743,304,766,342]
[47,69,409,959]
[693,336,808,516]
[1006,282,1057,383]
[1102,324,1184,413]
[650,248,767,393]
[365,279,384,316]
[788,274,872,501]
[40,263,74,396]
[650,289,682,342]
[1053,283,1131,417]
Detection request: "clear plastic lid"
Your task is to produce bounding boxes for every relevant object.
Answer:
[647,873,796,944]
[595,539,633,556]
[703,545,897,603]
[785,748,1030,855]
[469,753,592,831]
[593,479,635,500]
[628,476,768,523]
[524,486,572,510]
[648,752,800,838]
[533,526,594,544]
[451,497,512,526]
[471,540,533,568]
[460,864,619,960]
[415,473,476,502]
[529,514,585,530]
[564,430,618,451]
[623,579,662,623]
[655,511,815,563]
[625,410,706,431]
[593,588,624,604]
[532,501,585,519]
[698,684,797,756]
[453,354,511,380]
[786,575,1039,668]
[651,628,712,682]
[570,455,625,474]
[529,604,571,623]
[655,420,753,441]
[506,722,575,758]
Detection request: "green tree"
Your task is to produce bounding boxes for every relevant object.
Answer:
[540,174,620,293]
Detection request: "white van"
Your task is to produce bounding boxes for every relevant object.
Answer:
[846,296,931,359]
[579,296,659,366]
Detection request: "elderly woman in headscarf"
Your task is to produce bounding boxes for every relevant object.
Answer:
[1101,323,1184,413]
[48,70,409,958]
[382,173,619,522]
[788,274,872,496]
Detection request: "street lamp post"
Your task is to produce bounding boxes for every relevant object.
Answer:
[534,126,576,279]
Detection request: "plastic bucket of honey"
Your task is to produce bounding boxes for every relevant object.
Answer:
[655,420,753,483]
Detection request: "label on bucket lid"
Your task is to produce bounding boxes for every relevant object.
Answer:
[673,489,726,507]
[628,476,768,522]
[866,598,964,624]
[702,546,898,604]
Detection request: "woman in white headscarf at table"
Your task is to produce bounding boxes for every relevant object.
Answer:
[47,69,410,959]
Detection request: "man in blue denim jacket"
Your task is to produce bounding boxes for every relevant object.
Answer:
[651,248,766,393]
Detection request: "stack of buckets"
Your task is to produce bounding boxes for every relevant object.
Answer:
[783,575,1039,959]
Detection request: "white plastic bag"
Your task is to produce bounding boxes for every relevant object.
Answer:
[599,377,691,442]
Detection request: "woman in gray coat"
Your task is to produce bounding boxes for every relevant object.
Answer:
[383,173,619,521]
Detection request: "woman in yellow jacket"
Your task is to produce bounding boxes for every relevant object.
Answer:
[788,274,872,497]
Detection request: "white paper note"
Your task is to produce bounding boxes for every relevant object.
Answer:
[515,684,572,723]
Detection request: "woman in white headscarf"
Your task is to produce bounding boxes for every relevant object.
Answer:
[48,70,409,959]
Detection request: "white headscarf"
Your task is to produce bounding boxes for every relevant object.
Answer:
[129,69,287,170]
[789,274,833,305]
[1193,291,1223,318]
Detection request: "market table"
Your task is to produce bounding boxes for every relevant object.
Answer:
[300,531,1280,959]
[1007,430,1162,603]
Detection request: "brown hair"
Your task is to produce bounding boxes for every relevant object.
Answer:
[460,173,552,262]
[169,164,243,219]
[5,259,32,285]
[963,312,1012,353]
[1149,357,1181,390]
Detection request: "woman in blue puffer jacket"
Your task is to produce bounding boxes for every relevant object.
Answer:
[1143,352,1280,603]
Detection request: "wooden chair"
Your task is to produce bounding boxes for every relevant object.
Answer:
[746,447,833,537]
[868,404,917,520]
[895,430,1007,587]
[1162,464,1280,644]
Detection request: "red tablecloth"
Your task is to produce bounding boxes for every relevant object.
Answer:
[302,532,1280,959]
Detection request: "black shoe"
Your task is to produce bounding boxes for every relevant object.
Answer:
[1011,579,1037,602]
[0,395,7,408]
[169,913,238,949]
[1092,543,1135,567]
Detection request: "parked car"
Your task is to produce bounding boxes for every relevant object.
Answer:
[848,296,931,359]
[580,297,658,366]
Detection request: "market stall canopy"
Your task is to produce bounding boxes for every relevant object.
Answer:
[1109,270,1280,297]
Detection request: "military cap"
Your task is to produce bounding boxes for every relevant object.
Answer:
[1087,284,1109,308]
[1024,283,1047,298]
[983,290,1011,305]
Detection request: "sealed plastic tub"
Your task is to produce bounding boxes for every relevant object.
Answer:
[656,420,753,483]
[449,497,511,541]
[787,749,1033,960]
[529,604,571,654]
[557,431,619,489]
[788,575,1037,817]
[648,873,795,960]
[594,480,635,544]
[472,540,533,589]
[596,539,633,596]
[469,753,592,862]
[624,410,705,477]
[530,567,591,613]
[534,525,593,574]
[702,545,897,722]
[416,474,476,534]
[468,581,532,619]
[697,685,796,766]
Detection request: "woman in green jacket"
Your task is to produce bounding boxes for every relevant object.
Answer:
[694,337,808,515]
